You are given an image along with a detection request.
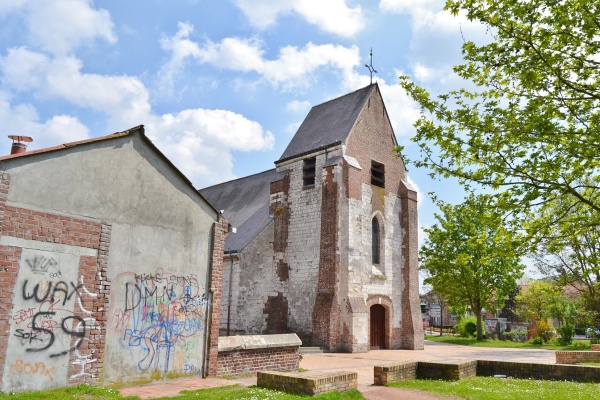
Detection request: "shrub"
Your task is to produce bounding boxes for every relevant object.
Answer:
[456,316,478,337]
[503,331,515,342]
[535,320,556,343]
[557,324,575,346]
[530,336,544,345]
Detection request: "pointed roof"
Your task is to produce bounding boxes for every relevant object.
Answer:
[0,125,218,215]
[200,169,286,252]
[277,84,377,163]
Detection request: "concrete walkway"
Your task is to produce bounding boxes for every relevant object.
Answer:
[119,340,557,399]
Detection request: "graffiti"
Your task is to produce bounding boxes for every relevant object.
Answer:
[112,269,208,374]
[6,250,100,389]
[26,255,58,274]
[10,359,56,382]
[22,279,84,306]
[13,307,35,324]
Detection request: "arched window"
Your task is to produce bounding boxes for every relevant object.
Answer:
[372,217,380,265]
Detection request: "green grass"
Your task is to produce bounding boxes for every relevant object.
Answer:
[388,377,600,400]
[0,384,364,400]
[0,384,138,399]
[174,385,365,400]
[425,335,591,350]
[578,362,600,367]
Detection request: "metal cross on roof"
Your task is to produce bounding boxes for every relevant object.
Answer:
[365,48,378,84]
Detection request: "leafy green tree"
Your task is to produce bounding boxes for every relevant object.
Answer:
[399,0,600,231]
[420,194,525,340]
[531,199,600,319]
[515,280,563,323]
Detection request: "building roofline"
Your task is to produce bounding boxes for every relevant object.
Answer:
[0,124,219,216]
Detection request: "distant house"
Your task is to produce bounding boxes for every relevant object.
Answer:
[0,126,227,392]
[201,83,424,352]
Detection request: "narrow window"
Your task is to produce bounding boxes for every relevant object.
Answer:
[372,217,380,265]
[303,157,316,188]
[371,161,385,188]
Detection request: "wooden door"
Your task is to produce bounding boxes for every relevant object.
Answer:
[370,304,386,349]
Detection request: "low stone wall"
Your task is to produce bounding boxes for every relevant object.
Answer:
[590,344,600,351]
[258,370,357,396]
[418,361,477,381]
[374,361,476,384]
[374,362,417,385]
[478,360,600,383]
[556,351,600,365]
[375,360,600,385]
[217,334,301,377]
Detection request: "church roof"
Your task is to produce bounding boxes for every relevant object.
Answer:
[200,169,285,252]
[277,84,376,163]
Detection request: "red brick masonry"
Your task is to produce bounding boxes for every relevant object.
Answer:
[216,333,301,378]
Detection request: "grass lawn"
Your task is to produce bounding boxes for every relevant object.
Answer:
[425,335,592,350]
[388,377,600,400]
[0,384,365,400]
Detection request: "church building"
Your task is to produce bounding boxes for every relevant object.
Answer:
[200,83,424,352]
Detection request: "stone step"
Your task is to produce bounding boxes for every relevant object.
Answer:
[299,347,325,354]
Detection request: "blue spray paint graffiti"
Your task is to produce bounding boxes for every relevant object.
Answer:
[111,269,208,374]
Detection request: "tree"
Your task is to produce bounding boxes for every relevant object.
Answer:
[515,280,577,343]
[515,280,563,323]
[398,0,600,232]
[420,194,525,340]
[531,199,600,319]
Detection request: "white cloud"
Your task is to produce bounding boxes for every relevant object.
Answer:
[1,47,150,127]
[158,26,361,90]
[147,110,274,185]
[234,0,365,37]
[0,92,90,152]
[1,0,116,55]
[286,100,311,113]
[0,45,274,187]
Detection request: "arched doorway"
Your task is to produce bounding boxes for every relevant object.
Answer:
[370,304,386,349]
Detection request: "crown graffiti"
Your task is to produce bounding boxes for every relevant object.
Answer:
[25,255,58,273]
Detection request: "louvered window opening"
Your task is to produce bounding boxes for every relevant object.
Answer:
[371,161,385,188]
[303,157,316,188]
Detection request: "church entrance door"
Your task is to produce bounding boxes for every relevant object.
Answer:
[370,304,386,349]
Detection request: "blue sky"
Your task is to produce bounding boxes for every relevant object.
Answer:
[0,0,512,285]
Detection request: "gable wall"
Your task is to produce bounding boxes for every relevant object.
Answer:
[340,87,419,350]
[0,135,224,391]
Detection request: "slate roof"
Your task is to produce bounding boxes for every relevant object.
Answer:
[278,84,376,163]
[200,169,286,252]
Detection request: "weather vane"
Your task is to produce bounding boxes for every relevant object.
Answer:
[365,48,377,84]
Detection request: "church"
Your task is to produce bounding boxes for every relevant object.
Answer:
[201,83,424,352]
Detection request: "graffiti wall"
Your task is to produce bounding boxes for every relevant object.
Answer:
[3,248,97,391]
[104,268,208,384]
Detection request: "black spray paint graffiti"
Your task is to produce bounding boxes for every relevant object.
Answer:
[13,257,94,359]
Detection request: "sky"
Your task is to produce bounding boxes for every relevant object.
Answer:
[0,0,508,287]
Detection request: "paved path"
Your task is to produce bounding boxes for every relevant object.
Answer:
[119,340,557,399]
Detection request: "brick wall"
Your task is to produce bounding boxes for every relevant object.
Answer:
[556,351,600,364]
[217,346,299,377]
[375,360,600,385]
[0,172,111,386]
[258,370,357,396]
[312,165,341,350]
[207,215,227,377]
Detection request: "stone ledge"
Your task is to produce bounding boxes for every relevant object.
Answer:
[218,333,302,352]
[258,370,357,396]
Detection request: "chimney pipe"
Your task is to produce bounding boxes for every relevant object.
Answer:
[8,135,33,155]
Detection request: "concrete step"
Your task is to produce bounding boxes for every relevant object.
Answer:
[300,346,325,354]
